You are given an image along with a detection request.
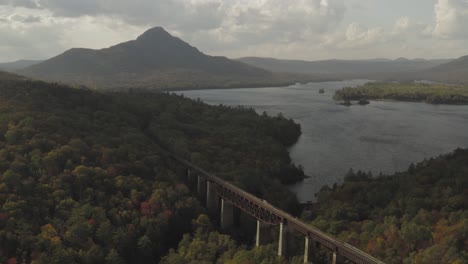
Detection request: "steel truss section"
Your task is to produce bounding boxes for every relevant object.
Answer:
[213,181,284,225]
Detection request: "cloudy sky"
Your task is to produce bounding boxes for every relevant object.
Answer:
[1,0,468,62]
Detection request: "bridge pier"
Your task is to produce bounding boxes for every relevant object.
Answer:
[255,220,269,247]
[197,174,203,194]
[206,181,217,212]
[187,169,193,183]
[197,175,206,203]
[187,169,197,190]
[333,251,345,264]
[278,221,288,257]
[221,199,234,229]
[304,237,311,263]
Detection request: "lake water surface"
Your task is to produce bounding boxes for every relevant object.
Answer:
[178,80,468,202]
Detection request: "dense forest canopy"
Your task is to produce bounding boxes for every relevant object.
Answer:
[334,82,468,104]
[308,149,468,264]
[0,76,304,263]
[160,214,289,264]
[1,73,467,264]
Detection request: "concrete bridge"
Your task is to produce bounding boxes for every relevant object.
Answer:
[162,149,385,264]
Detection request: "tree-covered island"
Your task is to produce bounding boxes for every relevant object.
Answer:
[334,82,468,105]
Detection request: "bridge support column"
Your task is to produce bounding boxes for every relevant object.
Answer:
[206,181,217,211]
[255,220,268,247]
[187,169,195,190]
[332,251,337,264]
[197,174,203,194]
[278,221,287,257]
[221,199,234,229]
[187,169,192,182]
[197,175,206,203]
[304,237,310,263]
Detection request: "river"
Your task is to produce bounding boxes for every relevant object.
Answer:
[177,80,468,202]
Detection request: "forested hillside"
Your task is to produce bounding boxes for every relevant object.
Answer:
[0,60,41,71]
[308,149,468,264]
[161,214,288,264]
[419,55,468,84]
[3,73,465,264]
[0,71,28,81]
[0,75,304,263]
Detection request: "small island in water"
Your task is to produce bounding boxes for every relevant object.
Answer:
[339,99,352,106]
[358,99,370,105]
[333,82,468,105]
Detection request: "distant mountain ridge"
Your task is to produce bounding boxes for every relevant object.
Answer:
[418,55,468,83]
[237,57,453,80]
[22,27,308,90]
[0,60,42,70]
[19,27,467,86]
[0,71,29,81]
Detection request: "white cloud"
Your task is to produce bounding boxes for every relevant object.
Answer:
[394,17,411,31]
[392,17,432,38]
[0,0,39,9]
[30,0,224,31]
[344,23,385,46]
[0,0,346,56]
[0,6,145,61]
[181,0,345,53]
[434,0,468,38]
[0,0,468,61]
[0,16,64,60]
[318,23,387,51]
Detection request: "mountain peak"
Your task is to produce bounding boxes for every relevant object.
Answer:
[136,26,173,42]
[21,26,271,89]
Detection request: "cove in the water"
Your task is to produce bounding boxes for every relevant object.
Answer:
[177,80,468,202]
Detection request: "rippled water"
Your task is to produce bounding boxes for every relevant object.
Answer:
[177,80,468,202]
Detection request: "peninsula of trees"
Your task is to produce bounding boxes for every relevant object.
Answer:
[333,82,468,104]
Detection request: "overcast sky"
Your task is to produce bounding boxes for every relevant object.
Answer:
[1,0,468,62]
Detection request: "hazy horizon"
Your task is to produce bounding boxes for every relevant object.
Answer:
[0,48,459,64]
[1,0,468,62]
